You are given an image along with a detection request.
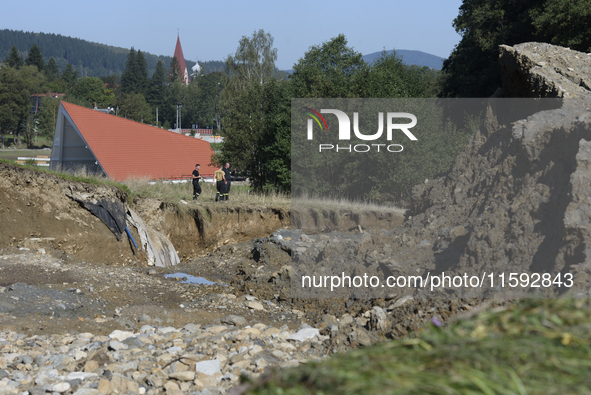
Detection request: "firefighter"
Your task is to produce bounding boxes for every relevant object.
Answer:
[214,165,226,202]
[223,162,232,201]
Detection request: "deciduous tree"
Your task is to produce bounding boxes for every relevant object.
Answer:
[0,65,45,146]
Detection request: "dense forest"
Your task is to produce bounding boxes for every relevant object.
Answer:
[0,29,225,77]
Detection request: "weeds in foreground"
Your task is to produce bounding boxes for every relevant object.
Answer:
[247,298,591,394]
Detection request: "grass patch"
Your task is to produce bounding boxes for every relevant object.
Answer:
[124,178,291,208]
[292,194,406,215]
[0,148,52,161]
[247,298,591,394]
[0,159,131,199]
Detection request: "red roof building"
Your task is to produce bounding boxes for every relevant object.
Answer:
[172,35,190,86]
[49,102,217,181]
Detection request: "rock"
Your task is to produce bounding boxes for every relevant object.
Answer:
[287,328,320,342]
[168,371,195,381]
[243,327,261,336]
[108,330,135,342]
[110,373,139,394]
[221,315,247,326]
[206,325,227,334]
[72,389,99,395]
[194,359,221,376]
[368,306,390,332]
[246,301,265,311]
[108,340,128,351]
[163,380,180,392]
[50,382,71,393]
[392,296,413,308]
[66,372,98,381]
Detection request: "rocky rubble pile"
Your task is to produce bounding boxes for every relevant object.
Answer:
[0,304,408,395]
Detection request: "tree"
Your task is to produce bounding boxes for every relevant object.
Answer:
[25,44,44,71]
[69,77,114,107]
[3,46,23,69]
[531,0,591,52]
[0,65,45,146]
[225,29,278,87]
[217,78,290,191]
[62,63,78,88]
[120,48,148,95]
[115,92,153,123]
[193,71,225,129]
[37,96,61,141]
[439,0,591,97]
[147,59,166,108]
[359,51,439,98]
[169,56,181,82]
[44,57,60,82]
[290,34,367,98]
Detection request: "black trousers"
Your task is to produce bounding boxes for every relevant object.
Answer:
[216,181,226,200]
[192,181,201,198]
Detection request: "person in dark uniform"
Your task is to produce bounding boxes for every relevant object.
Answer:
[223,162,232,201]
[191,164,202,201]
[214,165,226,202]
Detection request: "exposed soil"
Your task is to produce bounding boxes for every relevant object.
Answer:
[0,162,416,344]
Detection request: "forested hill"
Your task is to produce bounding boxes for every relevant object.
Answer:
[0,29,227,77]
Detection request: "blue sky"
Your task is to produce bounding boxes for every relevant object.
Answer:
[3,0,463,70]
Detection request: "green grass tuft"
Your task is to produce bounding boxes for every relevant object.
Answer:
[247,298,591,394]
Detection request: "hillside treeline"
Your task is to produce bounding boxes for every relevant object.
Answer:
[0,29,222,77]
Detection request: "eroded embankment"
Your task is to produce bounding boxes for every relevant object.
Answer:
[0,163,405,264]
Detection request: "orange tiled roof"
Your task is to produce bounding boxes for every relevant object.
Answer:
[61,101,217,181]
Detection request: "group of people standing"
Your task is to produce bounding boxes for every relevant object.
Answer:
[191,163,233,202]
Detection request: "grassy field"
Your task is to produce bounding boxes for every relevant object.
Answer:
[0,148,52,161]
[244,297,591,394]
[124,178,291,207]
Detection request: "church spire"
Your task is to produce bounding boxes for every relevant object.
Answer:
[172,33,189,86]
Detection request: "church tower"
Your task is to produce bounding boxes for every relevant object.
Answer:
[172,34,189,86]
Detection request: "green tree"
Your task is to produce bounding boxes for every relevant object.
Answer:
[218,78,290,191]
[194,71,225,129]
[225,29,278,87]
[359,51,438,98]
[101,75,119,91]
[115,92,153,123]
[147,59,166,109]
[290,34,367,98]
[531,0,591,52]
[37,96,61,141]
[169,56,181,82]
[69,77,114,107]
[120,48,148,95]
[439,0,591,97]
[0,65,45,146]
[3,45,24,69]
[62,63,78,88]
[44,57,60,82]
[25,44,44,71]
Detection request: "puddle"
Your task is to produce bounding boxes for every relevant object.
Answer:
[164,273,227,286]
